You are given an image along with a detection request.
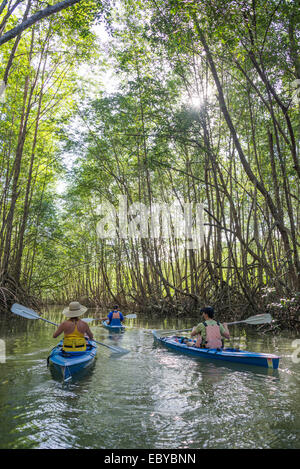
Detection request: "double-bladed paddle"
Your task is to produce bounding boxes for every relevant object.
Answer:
[82,313,137,324]
[226,313,273,326]
[11,303,129,354]
[159,313,273,335]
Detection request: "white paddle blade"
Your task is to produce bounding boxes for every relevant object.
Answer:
[125,314,137,319]
[11,303,40,320]
[81,318,94,323]
[245,313,273,325]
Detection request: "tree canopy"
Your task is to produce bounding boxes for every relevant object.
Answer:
[0,0,299,324]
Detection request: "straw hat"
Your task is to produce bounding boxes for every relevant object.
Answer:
[63,301,87,318]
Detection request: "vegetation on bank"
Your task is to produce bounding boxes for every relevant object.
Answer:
[0,0,299,329]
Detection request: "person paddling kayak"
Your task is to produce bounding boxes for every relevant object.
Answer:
[101,305,124,327]
[189,306,230,349]
[53,301,94,352]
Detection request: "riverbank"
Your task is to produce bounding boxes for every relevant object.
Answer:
[0,309,299,449]
[32,297,300,333]
[1,280,299,332]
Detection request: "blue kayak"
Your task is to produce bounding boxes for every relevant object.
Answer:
[102,320,125,332]
[48,340,97,381]
[152,331,280,369]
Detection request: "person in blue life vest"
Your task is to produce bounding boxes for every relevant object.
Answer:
[101,305,124,327]
[188,306,230,349]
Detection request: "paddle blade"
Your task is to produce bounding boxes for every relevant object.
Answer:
[11,303,40,320]
[81,318,95,323]
[125,314,137,319]
[244,313,273,325]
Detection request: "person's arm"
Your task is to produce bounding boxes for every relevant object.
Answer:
[84,323,94,340]
[190,324,204,348]
[190,324,202,337]
[53,322,65,338]
[106,312,112,324]
[119,312,124,322]
[220,323,230,339]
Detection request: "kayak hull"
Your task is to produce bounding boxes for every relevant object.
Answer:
[102,320,125,332]
[48,340,97,381]
[152,331,280,369]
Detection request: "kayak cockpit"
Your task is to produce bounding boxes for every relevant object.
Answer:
[152,331,280,369]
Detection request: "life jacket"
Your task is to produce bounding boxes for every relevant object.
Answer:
[202,321,223,349]
[63,322,86,352]
[109,310,122,326]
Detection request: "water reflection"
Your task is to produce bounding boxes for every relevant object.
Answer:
[0,310,299,449]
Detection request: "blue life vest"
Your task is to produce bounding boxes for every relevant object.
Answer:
[108,310,122,326]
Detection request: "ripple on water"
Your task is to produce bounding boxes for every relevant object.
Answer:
[0,315,300,449]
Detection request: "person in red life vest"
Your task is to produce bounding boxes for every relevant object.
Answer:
[53,301,94,352]
[189,306,230,349]
[102,305,124,327]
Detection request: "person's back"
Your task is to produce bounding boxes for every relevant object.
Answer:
[62,318,89,351]
[191,306,230,349]
[201,319,223,348]
[53,301,93,352]
[107,305,124,326]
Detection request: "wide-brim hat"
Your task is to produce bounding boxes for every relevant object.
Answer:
[63,301,87,318]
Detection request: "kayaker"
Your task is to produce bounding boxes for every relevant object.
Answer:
[189,306,230,349]
[53,301,93,352]
[102,305,124,327]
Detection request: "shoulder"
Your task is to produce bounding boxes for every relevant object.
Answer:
[77,319,89,331]
[78,319,88,326]
[56,320,68,332]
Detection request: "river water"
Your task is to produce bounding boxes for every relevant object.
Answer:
[0,308,299,449]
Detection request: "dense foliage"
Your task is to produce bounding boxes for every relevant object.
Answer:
[0,0,299,324]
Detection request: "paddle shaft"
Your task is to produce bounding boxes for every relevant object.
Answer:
[169,320,249,333]
[227,319,254,325]
[83,313,136,324]
[41,317,126,353]
[38,317,58,327]
[98,314,136,321]
[43,317,126,353]
[160,314,272,335]
[11,305,128,354]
